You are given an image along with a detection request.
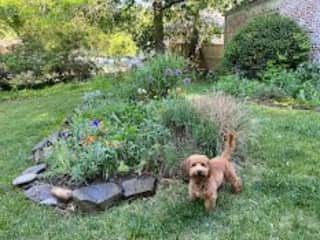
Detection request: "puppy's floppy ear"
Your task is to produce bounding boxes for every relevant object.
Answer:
[181,157,191,174]
[181,158,191,182]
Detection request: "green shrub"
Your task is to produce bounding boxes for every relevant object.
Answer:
[0,63,10,90]
[223,14,311,78]
[0,36,46,77]
[215,64,320,104]
[128,54,187,100]
[214,75,286,99]
[262,64,320,103]
[0,0,137,90]
[0,30,97,89]
[295,63,320,80]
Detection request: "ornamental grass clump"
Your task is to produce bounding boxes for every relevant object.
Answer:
[192,92,258,160]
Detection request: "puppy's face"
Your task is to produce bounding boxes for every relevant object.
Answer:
[184,155,210,179]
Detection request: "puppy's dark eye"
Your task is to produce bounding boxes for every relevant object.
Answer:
[201,163,206,167]
[191,163,196,167]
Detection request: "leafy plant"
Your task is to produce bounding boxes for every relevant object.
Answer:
[47,99,177,183]
[127,54,187,100]
[262,64,320,103]
[0,27,97,89]
[223,14,311,78]
[214,63,320,105]
[214,75,287,100]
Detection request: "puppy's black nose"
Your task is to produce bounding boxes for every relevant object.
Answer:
[197,170,202,175]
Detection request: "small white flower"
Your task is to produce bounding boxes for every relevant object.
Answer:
[137,88,147,94]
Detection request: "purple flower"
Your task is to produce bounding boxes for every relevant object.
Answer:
[183,78,192,85]
[165,68,173,77]
[174,69,182,77]
[91,119,100,128]
[60,130,71,139]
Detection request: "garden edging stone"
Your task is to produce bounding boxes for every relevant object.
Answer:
[72,183,123,212]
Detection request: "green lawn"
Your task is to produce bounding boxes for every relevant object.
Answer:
[0,79,320,240]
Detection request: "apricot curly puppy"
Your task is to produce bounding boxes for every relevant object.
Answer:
[183,132,242,210]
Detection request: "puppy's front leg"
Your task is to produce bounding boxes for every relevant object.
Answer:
[204,191,217,210]
[188,183,196,201]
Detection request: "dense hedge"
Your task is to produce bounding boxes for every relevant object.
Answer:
[223,14,311,78]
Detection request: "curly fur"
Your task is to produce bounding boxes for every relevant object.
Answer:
[183,132,242,210]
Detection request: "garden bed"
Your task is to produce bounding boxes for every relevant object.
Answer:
[12,90,255,212]
[11,55,257,213]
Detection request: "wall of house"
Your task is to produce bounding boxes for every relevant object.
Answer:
[225,0,320,63]
[279,0,320,62]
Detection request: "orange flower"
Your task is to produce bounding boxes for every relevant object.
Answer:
[80,136,96,145]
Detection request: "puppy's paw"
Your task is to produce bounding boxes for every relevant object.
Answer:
[232,184,242,194]
[204,198,216,211]
[230,177,242,194]
[188,193,196,201]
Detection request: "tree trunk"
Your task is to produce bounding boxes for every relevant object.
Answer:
[188,11,200,60]
[153,0,165,53]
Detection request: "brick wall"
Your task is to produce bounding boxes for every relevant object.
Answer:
[225,0,320,63]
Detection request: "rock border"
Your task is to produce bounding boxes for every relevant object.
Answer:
[13,129,158,213]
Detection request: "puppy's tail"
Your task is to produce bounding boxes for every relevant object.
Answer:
[221,132,236,160]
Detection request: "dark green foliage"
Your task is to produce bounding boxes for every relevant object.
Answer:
[215,63,320,104]
[0,31,97,90]
[0,0,138,90]
[223,15,311,78]
[214,75,287,100]
[0,63,10,90]
[262,64,320,102]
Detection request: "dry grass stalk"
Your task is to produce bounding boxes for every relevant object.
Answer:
[192,92,257,160]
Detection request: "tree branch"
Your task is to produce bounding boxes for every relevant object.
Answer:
[162,0,185,10]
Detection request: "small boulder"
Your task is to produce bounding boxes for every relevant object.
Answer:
[32,138,49,152]
[51,186,73,202]
[22,163,47,175]
[73,183,122,212]
[47,132,60,145]
[24,184,58,206]
[33,147,53,162]
[121,175,157,199]
[12,173,37,186]
[33,149,45,162]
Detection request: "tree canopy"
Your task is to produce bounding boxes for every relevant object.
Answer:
[0,0,249,54]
